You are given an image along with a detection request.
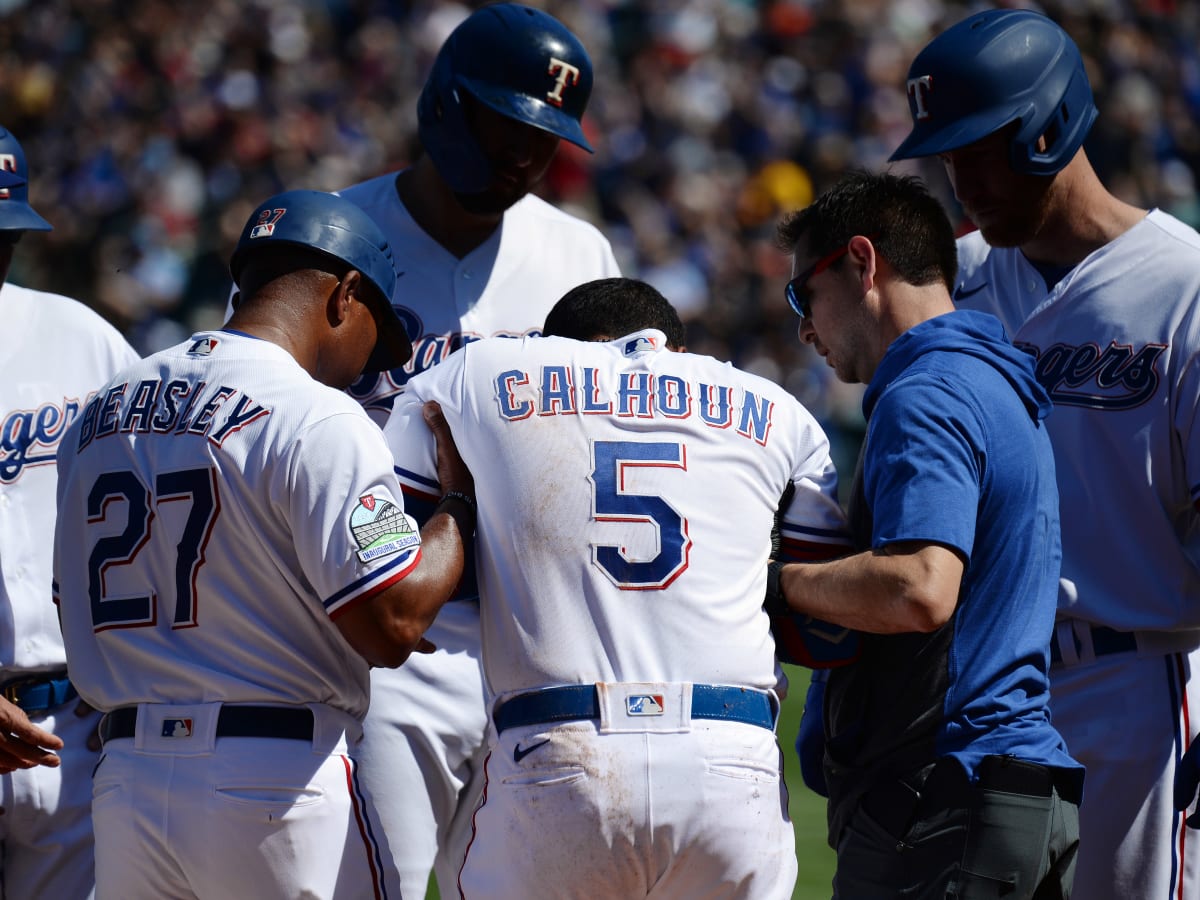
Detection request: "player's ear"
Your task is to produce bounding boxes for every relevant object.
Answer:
[342,269,368,312]
[327,270,358,325]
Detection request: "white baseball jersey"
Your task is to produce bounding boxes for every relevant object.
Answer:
[1,282,138,900]
[336,169,621,897]
[385,329,851,696]
[953,209,1200,900]
[337,173,622,422]
[385,329,848,898]
[52,330,421,721]
[2,283,138,673]
[954,210,1200,633]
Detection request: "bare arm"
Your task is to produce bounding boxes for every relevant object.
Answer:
[336,401,474,667]
[777,541,964,634]
[0,697,63,774]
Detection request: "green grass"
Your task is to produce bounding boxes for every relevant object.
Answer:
[779,664,837,900]
[426,665,836,899]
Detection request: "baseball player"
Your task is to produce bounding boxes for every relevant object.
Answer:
[0,125,139,899]
[52,189,475,900]
[333,5,621,895]
[890,10,1200,899]
[382,277,852,898]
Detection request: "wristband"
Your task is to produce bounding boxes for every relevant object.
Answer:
[439,490,477,522]
[764,560,790,618]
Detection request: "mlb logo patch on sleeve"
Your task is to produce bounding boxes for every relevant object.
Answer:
[626,694,665,716]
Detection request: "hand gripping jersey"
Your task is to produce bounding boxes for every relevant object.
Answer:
[52,330,420,720]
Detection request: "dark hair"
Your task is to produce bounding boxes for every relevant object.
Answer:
[776,170,957,292]
[542,277,687,349]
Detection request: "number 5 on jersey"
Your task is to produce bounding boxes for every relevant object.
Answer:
[588,440,691,590]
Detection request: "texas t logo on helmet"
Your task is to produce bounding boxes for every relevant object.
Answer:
[546,58,581,107]
[906,75,934,120]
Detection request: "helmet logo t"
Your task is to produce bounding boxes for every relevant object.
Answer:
[0,154,15,198]
[546,58,582,108]
[907,76,934,120]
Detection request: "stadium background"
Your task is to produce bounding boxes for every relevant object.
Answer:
[1,1,1194,896]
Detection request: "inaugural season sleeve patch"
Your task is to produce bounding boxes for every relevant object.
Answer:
[350,494,421,562]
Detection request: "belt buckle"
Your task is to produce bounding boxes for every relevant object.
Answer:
[1,676,33,705]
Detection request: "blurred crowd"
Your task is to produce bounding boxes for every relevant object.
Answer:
[1,0,1197,474]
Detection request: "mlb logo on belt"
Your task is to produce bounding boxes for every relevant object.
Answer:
[626,695,665,717]
[162,718,194,738]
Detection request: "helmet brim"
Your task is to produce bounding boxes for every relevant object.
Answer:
[363,305,413,374]
[889,106,1022,162]
[0,203,52,232]
[464,77,594,153]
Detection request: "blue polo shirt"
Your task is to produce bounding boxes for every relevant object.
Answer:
[824,310,1081,840]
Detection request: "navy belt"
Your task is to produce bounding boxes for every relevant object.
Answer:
[493,684,775,734]
[1050,624,1137,664]
[100,705,314,743]
[1,674,77,714]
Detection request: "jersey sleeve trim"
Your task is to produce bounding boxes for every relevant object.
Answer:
[394,465,440,494]
[324,546,421,617]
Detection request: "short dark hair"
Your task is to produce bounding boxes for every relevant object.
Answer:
[776,170,958,292]
[542,277,687,349]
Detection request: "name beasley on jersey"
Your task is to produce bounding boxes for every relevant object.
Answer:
[494,365,775,445]
[70,378,270,453]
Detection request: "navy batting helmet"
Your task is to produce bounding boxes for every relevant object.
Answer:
[889,9,1097,176]
[418,3,594,194]
[0,126,52,232]
[230,190,411,372]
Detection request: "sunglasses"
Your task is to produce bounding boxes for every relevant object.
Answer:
[784,234,879,319]
[784,243,853,319]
